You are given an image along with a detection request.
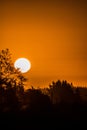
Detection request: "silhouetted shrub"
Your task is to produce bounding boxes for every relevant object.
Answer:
[22,88,52,114]
[48,80,75,104]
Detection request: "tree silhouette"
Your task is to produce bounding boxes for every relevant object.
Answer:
[48,80,75,104]
[0,49,27,111]
[21,88,52,114]
[0,49,27,89]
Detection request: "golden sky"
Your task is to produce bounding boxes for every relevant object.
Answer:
[0,0,87,88]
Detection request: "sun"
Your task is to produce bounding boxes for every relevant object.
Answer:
[14,58,31,73]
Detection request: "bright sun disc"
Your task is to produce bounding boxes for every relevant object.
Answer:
[14,58,31,73]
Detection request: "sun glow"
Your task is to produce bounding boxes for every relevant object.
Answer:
[14,58,31,73]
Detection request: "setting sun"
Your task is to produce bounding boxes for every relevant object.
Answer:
[14,58,31,73]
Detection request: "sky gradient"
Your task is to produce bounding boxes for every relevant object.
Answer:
[0,0,87,88]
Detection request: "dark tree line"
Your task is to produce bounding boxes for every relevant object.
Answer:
[0,49,87,128]
[0,49,84,113]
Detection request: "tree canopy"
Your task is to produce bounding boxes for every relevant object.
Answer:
[0,49,27,89]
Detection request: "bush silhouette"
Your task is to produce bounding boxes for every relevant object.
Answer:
[48,80,75,104]
[22,88,52,114]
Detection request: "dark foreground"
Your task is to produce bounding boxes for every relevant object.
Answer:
[0,103,87,129]
[0,79,87,129]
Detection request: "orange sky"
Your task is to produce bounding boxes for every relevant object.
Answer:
[0,0,87,88]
